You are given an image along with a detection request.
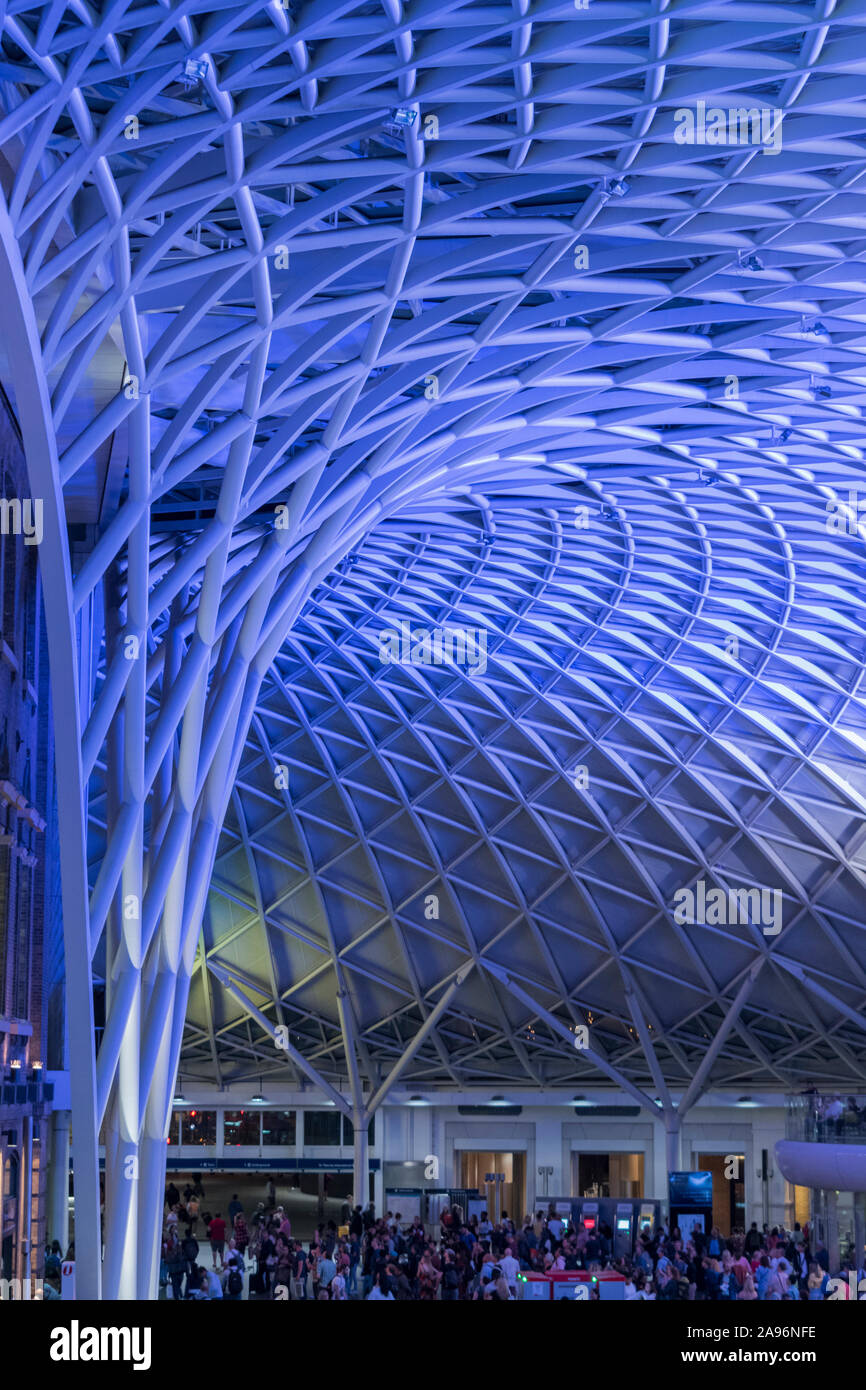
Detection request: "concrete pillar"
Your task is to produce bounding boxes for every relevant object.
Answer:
[826,1189,840,1274]
[0,1134,5,1276]
[16,1113,33,1293]
[854,1193,866,1274]
[47,1110,71,1253]
[534,1119,562,1198]
[353,1108,369,1213]
[665,1114,681,1172]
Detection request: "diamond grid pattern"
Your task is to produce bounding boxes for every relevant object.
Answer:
[200,477,866,1093]
[1,5,866,1282]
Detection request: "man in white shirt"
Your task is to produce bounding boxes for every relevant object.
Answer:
[548,1215,564,1243]
[499,1246,520,1296]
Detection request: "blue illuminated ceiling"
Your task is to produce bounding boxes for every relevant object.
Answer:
[4,0,866,1092]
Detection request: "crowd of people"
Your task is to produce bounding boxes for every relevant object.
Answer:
[802,1090,866,1140]
[158,1185,865,1301]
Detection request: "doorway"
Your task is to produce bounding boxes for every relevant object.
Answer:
[697,1153,745,1235]
[572,1151,644,1198]
[459,1151,525,1223]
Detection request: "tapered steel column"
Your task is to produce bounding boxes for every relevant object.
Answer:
[665,1114,682,1173]
[826,1189,840,1273]
[854,1193,865,1274]
[16,1114,33,1295]
[353,1108,369,1212]
[47,1110,71,1253]
[0,197,101,1299]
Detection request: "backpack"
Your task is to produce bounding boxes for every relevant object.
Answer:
[228,1269,243,1296]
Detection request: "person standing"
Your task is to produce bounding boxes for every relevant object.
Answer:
[441,1250,460,1301]
[228,1193,243,1228]
[292,1242,309,1300]
[181,1230,200,1297]
[499,1244,520,1298]
[185,1194,200,1235]
[233,1211,249,1256]
[208,1212,227,1270]
[164,1229,185,1301]
[318,1247,337,1292]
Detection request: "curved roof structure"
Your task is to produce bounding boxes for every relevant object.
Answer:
[4,0,866,1293]
[200,473,866,1094]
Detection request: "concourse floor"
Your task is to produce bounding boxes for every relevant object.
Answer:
[165,1170,349,1241]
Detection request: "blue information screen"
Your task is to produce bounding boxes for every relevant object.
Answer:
[668,1170,713,1208]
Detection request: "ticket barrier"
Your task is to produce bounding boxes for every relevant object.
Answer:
[517,1271,626,1301]
[579,1199,600,1233]
[613,1202,633,1259]
[638,1202,657,1241]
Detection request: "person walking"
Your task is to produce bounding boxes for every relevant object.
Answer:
[208,1212,227,1270]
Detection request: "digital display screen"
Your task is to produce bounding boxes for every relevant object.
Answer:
[668,1170,713,1208]
[617,1218,630,1230]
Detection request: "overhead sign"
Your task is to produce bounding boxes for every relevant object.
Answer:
[161,1156,380,1172]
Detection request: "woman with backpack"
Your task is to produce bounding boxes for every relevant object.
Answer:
[164,1229,186,1301]
[181,1231,200,1296]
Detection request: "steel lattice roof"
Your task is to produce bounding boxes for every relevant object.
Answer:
[4,0,866,1096]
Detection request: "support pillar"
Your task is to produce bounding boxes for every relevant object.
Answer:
[47,1110,71,1254]
[353,1107,369,1213]
[826,1189,840,1274]
[16,1114,33,1295]
[854,1193,866,1275]
[664,1113,681,1173]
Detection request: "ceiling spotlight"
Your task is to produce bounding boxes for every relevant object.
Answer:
[698,469,719,486]
[250,1078,268,1105]
[737,250,763,272]
[490,1095,510,1107]
[181,57,208,86]
[390,107,417,128]
[801,317,828,336]
[573,1095,591,1107]
[407,1095,430,1106]
[810,377,832,400]
[737,1095,759,1107]
[604,177,630,198]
